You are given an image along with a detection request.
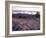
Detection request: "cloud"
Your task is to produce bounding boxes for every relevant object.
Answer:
[12,10,37,15]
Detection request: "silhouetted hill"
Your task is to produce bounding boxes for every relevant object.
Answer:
[12,13,40,19]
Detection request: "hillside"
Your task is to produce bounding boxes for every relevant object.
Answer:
[12,12,40,31]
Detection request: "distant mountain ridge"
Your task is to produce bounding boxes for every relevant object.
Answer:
[13,13,31,16]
